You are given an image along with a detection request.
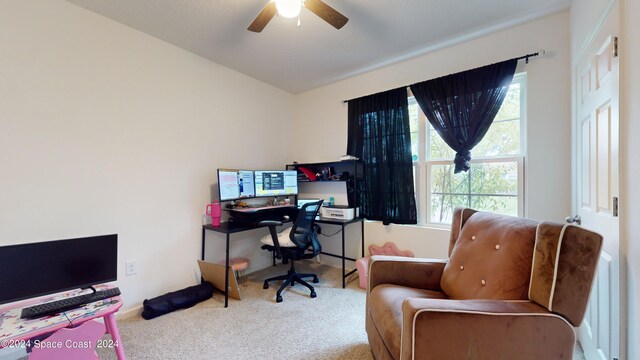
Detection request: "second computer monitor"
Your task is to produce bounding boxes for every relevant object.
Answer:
[254,170,298,197]
[218,169,256,201]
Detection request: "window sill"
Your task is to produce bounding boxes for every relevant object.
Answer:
[363,219,450,231]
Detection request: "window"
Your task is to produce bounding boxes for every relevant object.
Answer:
[410,73,526,224]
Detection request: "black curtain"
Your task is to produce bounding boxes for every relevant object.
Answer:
[347,87,417,225]
[409,59,518,173]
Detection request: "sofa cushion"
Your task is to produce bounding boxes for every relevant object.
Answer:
[368,284,447,358]
[441,212,538,300]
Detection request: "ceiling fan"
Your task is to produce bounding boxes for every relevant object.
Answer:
[247,0,349,33]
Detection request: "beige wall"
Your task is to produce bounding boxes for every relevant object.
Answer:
[0,0,294,313]
[570,0,614,57]
[293,11,572,262]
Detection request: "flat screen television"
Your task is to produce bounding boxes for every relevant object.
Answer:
[217,169,256,201]
[0,234,118,305]
[254,170,298,197]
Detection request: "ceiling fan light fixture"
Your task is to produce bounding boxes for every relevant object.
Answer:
[274,0,302,18]
[248,0,347,33]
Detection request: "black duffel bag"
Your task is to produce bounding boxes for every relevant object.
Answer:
[141,282,214,320]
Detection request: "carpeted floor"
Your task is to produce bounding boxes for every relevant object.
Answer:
[98,262,371,360]
[96,262,586,360]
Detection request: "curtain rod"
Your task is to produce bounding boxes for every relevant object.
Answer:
[514,50,545,64]
[342,50,545,104]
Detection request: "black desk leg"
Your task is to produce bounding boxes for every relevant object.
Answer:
[201,227,206,261]
[342,224,346,289]
[224,233,230,308]
[361,220,365,257]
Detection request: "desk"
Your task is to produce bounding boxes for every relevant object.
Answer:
[201,217,365,307]
[0,285,125,359]
[201,221,291,308]
[315,217,365,288]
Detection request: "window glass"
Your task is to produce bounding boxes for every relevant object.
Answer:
[469,161,518,195]
[430,164,468,194]
[411,73,526,224]
[472,82,521,158]
[428,125,456,160]
[430,194,469,224]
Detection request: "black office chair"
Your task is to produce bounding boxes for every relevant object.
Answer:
[258,199,324,303]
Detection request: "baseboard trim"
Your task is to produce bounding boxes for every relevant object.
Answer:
[116,304,142,321]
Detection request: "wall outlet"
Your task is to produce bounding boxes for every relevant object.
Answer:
[125,260,138,276]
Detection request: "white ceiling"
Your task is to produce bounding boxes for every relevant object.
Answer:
[67,0,570,94]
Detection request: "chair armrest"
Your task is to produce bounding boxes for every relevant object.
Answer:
[368,256,447,294]
[258,221,284,258]
[400,299,575,360]
[258,220,283,227]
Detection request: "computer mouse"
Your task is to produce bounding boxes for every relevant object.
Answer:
[283,215,290,220]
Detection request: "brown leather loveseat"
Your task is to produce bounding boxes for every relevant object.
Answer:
[366,208,602,360]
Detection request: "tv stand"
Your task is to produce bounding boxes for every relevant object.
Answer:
[0,284,125,359]
[82,285,98,294]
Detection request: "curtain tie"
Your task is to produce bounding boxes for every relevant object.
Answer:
[454,150,472,174]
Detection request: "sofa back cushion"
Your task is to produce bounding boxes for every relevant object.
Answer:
[448,208,477,256]
[441,211,538,300]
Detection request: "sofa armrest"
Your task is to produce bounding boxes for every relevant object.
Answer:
[400,299,575,360]
[368,255,447,294]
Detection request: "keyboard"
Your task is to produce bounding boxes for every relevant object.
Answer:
[21,287,121,319]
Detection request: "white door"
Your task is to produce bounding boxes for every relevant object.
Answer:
[574,4,620,360]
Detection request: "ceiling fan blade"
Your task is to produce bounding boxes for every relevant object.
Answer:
[247,2,277,33]
[304,0,348,29]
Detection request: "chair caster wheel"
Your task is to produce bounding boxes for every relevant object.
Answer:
[290,281,295,287]
[310,291,317,298]
[263,283,269,289]
[313,277,319,283]
[276,296,283,303]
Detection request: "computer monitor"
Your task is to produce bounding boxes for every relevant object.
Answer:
[297,198,320,208]
[254,170,298,198]
[0,234,118,305]
[217,169,256,201]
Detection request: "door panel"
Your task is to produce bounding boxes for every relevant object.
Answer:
[581,117,591,207]
[596,103,611,214]
[575,4,620,360]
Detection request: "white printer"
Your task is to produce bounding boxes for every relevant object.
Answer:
[320,205,358,220]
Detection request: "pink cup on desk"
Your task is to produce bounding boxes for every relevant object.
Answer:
[206,201,222,226]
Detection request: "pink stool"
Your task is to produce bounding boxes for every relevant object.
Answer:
[355,242,414,289]
[221,258,250,286]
